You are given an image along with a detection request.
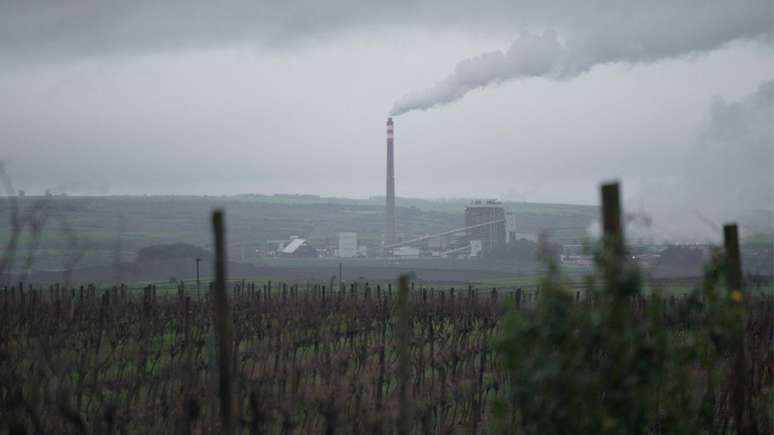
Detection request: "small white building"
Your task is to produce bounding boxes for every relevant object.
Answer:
[469,240,483,257]
[338,232,358,258]
[278,238,318,257]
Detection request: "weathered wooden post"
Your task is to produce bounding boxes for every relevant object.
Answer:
[724,225,742,295]
[600,182,627,297]
[724,223,753,434]
[212,210,234,435]
[601,182,624,259]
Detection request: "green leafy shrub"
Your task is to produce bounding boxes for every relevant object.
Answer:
[494,243,747,434]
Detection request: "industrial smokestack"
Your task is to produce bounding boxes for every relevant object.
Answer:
[385,117,397,250]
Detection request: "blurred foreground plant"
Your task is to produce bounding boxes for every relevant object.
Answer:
[494,186,750,435]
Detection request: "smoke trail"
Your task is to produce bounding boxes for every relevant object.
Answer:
[390,31,569,116]
[597,80,774,243]
[390,4,773,116]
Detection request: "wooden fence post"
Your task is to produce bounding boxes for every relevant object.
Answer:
[600,182,628,297]
[212,210,234,435]
[601,182,624,257]
[724,224,742,294]
[724,224,753,434]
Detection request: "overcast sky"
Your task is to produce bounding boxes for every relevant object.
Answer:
[0,1,772,239]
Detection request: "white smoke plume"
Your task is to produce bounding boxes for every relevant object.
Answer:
[390,1,773,116]
[390,31,568,115]
[622,80,774,243]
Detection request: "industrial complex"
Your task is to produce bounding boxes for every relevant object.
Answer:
[379,117,515,258]
[264,117,516,259]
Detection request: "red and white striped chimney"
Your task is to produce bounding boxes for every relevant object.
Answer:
[384,117,397,249]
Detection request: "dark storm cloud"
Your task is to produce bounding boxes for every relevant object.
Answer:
[2,1,771,64]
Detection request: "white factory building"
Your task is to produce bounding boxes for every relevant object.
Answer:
[337,232,358,258]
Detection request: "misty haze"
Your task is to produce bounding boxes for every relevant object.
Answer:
[1,1,772,434]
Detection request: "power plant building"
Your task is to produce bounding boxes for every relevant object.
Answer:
[465,200,506,253]
[379,118,512,258]
[505,213,518,243]
[278,238,318,257]
[337,232,358,258]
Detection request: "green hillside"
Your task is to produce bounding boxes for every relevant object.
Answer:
[0,195,597,271]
